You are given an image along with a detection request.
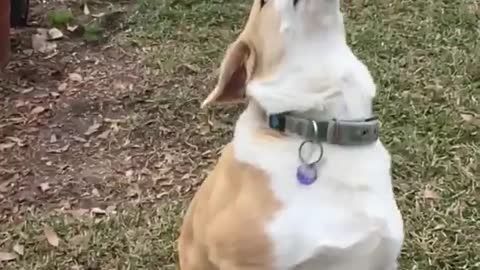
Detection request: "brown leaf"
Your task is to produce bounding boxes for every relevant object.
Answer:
[58,82,68,91]
[39,182,50,192]
[69,233,90,247]
[0,252,17,261]
[21,87,34,94]
[91,207,107,215]
[30,106,46,115]
[0,142,15,151]
[32,31,57,53]
[0,175,17,193]
[50,134,58,143]
[47,144,70,153]
[125,169,134,178]
[97,130,111,139]
[423,187,440,200]
[83,3,91,15]
[48,28,64,40]
[68,208,89,219]
[106,205,116,213]
[7,136,27,147]
[84,122,102,136]
[68,73,83,82]
[71,136,87,143]
[44,226,59,247]
[460,113,474,122]
[67,25,79,32]
[13,243,24,255]
[91,188,100,197]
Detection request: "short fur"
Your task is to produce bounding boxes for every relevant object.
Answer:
[178,0,404,269]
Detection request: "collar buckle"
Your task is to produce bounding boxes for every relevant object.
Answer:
[326,118,379,146]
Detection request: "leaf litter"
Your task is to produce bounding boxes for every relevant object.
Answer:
[43,226,60,247]
[0,252,17,262]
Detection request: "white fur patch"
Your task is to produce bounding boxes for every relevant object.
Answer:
[230,0,403,269]
[233,105,404,270]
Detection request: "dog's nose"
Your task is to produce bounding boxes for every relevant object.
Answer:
[293,0,299,7]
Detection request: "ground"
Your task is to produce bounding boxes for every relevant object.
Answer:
[0,0,478,269]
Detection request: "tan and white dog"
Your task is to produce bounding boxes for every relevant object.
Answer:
[178,0,404,269]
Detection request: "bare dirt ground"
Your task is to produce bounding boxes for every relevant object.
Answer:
[1,0,226,219]
[0,0,479,269]
[1,1,241,268]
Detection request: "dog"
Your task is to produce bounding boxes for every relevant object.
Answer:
[178,0,404,269]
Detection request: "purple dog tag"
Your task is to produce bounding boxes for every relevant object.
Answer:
[296,164,317,185]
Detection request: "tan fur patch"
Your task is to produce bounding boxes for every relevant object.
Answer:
[178,144,281,269]
[201,0,285,107]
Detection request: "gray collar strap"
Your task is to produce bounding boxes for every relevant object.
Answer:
[267,113,380,146]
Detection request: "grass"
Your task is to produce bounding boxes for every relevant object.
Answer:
[1,0,479,269]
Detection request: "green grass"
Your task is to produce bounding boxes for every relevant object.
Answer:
[1,0,479,269]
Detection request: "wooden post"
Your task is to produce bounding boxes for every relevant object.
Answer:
[0,0,11,69]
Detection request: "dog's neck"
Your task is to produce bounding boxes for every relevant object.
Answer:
[247,8,375,125]
[247,46,375,124]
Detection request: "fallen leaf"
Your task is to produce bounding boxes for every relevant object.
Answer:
[67,24,78,32]
[59,199,71,210]
[125,169,134,178]
[460,113,474,122]
[0,252,17,262]
[97,130,111,139]
[15,100,27,107]
[7,136,27,147]
[69,233,90,247]
[13,243,24,255]
[423,187,440,200]
[68,73,83,82]
[106,205,116,213]
[58,82,68,91]
[30,106,46,115]
[83,3,90,15]
[92,12,105,18]
[50,134,58,143]
[68,208,89,219]
[91,207,106,215]
[47,144,70,153]
[127,186,140,198]
[84,122,102,136]
[32,31,57,53]
[21,87,34,94]
[71,136,87,143]
[0,175,17,192]
[48,28,64,40]
[113,81,126,91]
[50,91,61,97]
[39,182,50,192]
[0,142,15,151]
[44,226,59,247]
[91,188,100,197]
[31,32,46,51]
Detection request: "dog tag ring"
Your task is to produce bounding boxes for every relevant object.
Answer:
[296,121,324,185]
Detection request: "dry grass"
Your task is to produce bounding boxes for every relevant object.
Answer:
[0,0,478,269]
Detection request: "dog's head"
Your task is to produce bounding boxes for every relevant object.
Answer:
[202,0,348,114]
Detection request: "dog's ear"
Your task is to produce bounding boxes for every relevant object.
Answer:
[201,40,253,108]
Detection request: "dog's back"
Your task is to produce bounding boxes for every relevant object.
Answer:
[178,0,404,269]
[179,144,281,269]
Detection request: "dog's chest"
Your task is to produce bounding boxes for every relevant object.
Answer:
[264,185,404,270]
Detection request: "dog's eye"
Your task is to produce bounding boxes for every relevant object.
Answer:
[260,0,267,8]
